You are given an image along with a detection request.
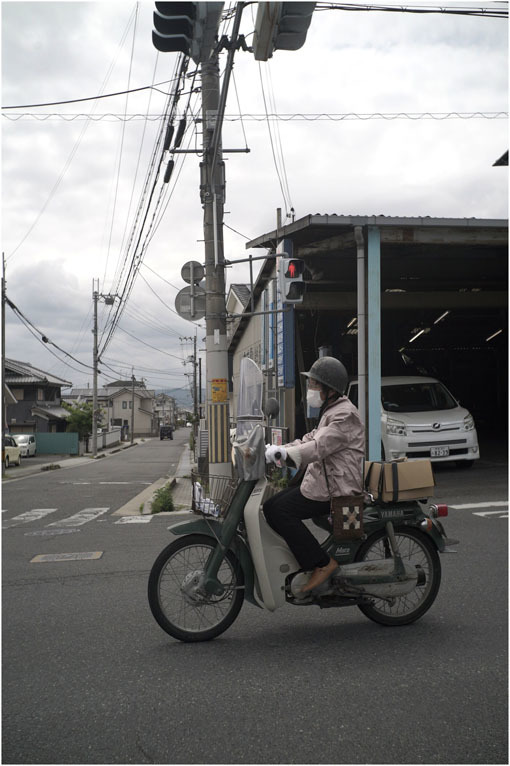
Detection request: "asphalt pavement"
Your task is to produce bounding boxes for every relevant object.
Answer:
[1,432,507,764]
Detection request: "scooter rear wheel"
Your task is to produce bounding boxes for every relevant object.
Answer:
[148,534,245,642]
[354,527,441,626]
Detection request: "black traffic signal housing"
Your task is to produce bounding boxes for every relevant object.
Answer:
[153,2,196,55]
[278,256,305,304]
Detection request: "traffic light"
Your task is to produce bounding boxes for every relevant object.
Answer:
[152,2,224,63]
[253,2,316,61]
[278,257,305,304]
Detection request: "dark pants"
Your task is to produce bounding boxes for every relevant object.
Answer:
[263,486,331,570]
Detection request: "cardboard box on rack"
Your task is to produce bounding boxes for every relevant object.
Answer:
[364,459,435,503]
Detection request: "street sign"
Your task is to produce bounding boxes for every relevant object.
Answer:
[175,285,206,321]
[181,260,204,284]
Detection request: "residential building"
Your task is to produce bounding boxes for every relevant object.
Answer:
[4,359,72,434]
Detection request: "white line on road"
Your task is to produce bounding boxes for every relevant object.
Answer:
[449,501,508,509]
[3,508,58,529]
[114,516,153,524]
[47,508,110,527]
[473,510,509,518]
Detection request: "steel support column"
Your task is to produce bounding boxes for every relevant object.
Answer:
[367,226,381,461]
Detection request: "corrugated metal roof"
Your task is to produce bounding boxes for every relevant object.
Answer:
[5,359,72,387]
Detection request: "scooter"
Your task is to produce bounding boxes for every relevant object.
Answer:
[148,359,457,643]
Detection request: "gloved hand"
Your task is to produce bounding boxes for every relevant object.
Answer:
[265,445,287,465]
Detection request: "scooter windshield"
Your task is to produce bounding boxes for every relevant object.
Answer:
[233,357,266,481]
[235,357,263,439]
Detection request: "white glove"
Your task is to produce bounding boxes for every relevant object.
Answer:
[265,445,287,465]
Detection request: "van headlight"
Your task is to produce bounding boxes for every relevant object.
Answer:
[386,418,407,436]
[463,415,475,431]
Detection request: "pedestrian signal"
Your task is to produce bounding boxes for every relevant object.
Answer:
[278,257,305,304]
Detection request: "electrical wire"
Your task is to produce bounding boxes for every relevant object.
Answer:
[6,295,96,371]
[315,2,508,17]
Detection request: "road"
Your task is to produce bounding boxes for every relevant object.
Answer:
[2,434,507,764]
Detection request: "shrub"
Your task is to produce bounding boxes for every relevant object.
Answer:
[151,483,175,514]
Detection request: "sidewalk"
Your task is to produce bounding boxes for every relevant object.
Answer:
[112,446,196,516]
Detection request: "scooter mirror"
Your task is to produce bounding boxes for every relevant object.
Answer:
[263,398,279,419]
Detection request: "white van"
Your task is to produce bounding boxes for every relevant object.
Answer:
[347,375,480,467]
[13,434,37,457]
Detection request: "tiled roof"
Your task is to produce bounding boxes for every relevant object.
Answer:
[5,359,72,387]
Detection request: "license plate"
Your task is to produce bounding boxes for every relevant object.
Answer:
[431,446,450,457]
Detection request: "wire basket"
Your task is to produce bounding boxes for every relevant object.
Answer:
[191,471,239,518]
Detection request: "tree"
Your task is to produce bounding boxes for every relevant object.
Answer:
[62,401,95,440]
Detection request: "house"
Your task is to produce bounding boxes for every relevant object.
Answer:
[109,387,157,437]
[154,393,176,427]
[63,381,157,436]
[4,359,72,434]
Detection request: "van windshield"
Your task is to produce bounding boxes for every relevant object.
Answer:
[16,435,29,443]
[382,382,457,413]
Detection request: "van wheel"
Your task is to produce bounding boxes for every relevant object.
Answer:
[4,456,9,469]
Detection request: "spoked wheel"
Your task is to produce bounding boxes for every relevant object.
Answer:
[148,534,245,642]
[355,527,441,626]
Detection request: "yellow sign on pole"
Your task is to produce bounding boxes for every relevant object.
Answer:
[211,378,228,402]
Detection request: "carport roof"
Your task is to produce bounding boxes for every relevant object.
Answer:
[246,214,507,250]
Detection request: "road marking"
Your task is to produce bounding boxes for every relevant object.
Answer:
[99,481,152,485]
[30,552,103,563]
[3,508,58,529]
[449,501,508,510]
[47,507,109,527]
[114,516,153,524]
[473,510,509,518]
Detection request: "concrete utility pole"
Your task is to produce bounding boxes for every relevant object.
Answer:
[92,281,99,458]
[201,54,230,478]
[131,372,135,445]
[2,254,6,435]
[92,283,118,457]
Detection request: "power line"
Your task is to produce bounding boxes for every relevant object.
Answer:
[315,2,508,18]
[5,110,506,122]
[1,79,180,110]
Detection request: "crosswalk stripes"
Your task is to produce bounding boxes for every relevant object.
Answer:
[47,507,109,527]
[3,508,58,529]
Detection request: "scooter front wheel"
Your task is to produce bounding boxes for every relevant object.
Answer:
[148,534,245,642]
[355,527,441,626]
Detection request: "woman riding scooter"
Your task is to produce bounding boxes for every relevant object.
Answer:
[264,356,365,592]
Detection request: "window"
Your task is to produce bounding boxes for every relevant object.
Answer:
[129,401,132,409]
[11,389,24,400]
[37,388,44,401]
[122,401,127,409]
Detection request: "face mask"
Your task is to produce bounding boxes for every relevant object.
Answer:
[307,389,323,409]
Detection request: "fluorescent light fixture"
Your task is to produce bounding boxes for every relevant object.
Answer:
[434,310,450,324]
[347,317,357,328]
[486,329,503,342]
[409,328,430,343]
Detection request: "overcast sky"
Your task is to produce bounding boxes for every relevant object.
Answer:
[2,1,508,395]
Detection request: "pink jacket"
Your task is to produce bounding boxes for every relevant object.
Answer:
[286,396,365,502]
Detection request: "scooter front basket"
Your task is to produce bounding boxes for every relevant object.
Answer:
[191,471,239,518]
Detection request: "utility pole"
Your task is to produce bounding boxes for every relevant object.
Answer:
[2,254,6,435]
[92,283,118,457]
[201,54,230,478]
[131,372,135,445]
[92,281,99,457]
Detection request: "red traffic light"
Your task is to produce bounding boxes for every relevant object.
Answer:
[284,259,304,278]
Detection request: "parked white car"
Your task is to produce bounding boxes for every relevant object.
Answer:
[13,434,37,457]
[3,435,21,469]
[347,375,480,467]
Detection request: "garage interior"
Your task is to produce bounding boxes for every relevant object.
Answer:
[248,215,508,444]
